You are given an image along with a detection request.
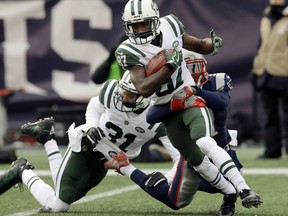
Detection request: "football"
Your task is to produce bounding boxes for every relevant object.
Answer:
[145,49,174,77]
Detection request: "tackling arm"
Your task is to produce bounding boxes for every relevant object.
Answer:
[197,73,233,110]
[183,29,223,56]
[195,87,230,110]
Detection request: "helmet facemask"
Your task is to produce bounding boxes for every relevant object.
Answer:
[185,58,208,87]
[114,71,150,112]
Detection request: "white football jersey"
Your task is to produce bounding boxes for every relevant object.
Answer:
[115,14,195,104]
[89,79,167,159]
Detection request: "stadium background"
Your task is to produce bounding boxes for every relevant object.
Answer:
[0,0,268,145]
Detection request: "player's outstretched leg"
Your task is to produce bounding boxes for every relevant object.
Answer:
[104,151,179,210]
[21,117,62,185]
[196,137,262,209]
[21,117,55,144]
[0,157,34,194]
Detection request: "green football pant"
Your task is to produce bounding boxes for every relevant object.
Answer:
[163,107,213,166]
[56,148,107,204]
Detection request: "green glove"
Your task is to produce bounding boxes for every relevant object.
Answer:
[210,28,223,56]
[164,48,183,71]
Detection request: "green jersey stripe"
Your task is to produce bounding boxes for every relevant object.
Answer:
[163,16,178,37]
[106,81,118,109]
[122,43,146,57]
[170,15,185,35]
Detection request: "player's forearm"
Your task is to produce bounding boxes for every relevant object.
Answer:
[196,88,230,109]
[183,33,214,55]
[130,66,173,98]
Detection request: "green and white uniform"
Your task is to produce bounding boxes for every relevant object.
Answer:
[90,79,167,158]
[20,79,179,212]
[117,13,251,197]
[116,14,195,105]
[116,14,211,166]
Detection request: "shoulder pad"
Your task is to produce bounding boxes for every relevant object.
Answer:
[115,44,145,69]
[161,14,185,37]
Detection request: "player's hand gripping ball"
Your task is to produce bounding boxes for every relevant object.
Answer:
[145,49,174,77]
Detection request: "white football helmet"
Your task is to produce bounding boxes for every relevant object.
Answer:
[122,0,160,45]
[183,49,208,87]
[114,71,150,112]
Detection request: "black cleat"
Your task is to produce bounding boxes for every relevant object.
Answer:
[240,189,262,208]
[0,158,34,195]
[219,193,237,216]
[21,117,55,144]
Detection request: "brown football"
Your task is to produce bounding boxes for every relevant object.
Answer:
[145,49,174,77]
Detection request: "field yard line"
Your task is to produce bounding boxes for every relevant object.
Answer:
[6,185,139,216]
[1,168,288,176]
[73,185,139,204]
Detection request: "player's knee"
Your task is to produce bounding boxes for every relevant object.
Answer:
[196,136,217,155]
[45,196,70,212]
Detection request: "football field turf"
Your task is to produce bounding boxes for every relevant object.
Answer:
[0,146,287,216]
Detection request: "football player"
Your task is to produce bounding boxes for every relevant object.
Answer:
[114,0,261,214]
[181,50,245,214]
[147,49,246,203]
[0,71,180,212]
[105,52,249,215]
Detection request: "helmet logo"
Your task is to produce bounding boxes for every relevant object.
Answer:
[135,127,145,133]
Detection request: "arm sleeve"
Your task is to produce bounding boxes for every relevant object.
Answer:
[84,96,105,130]
[195,87,230,110]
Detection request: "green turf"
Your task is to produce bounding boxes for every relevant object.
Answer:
[0,146,287,215]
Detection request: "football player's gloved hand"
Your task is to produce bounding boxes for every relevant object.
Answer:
[145,171,167,188]
[87,127,105,144]
[81,127,105,152]
[210,28,223,56]
[170,86,205,111]
[164,48,183,71]
[104,151,130,175]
